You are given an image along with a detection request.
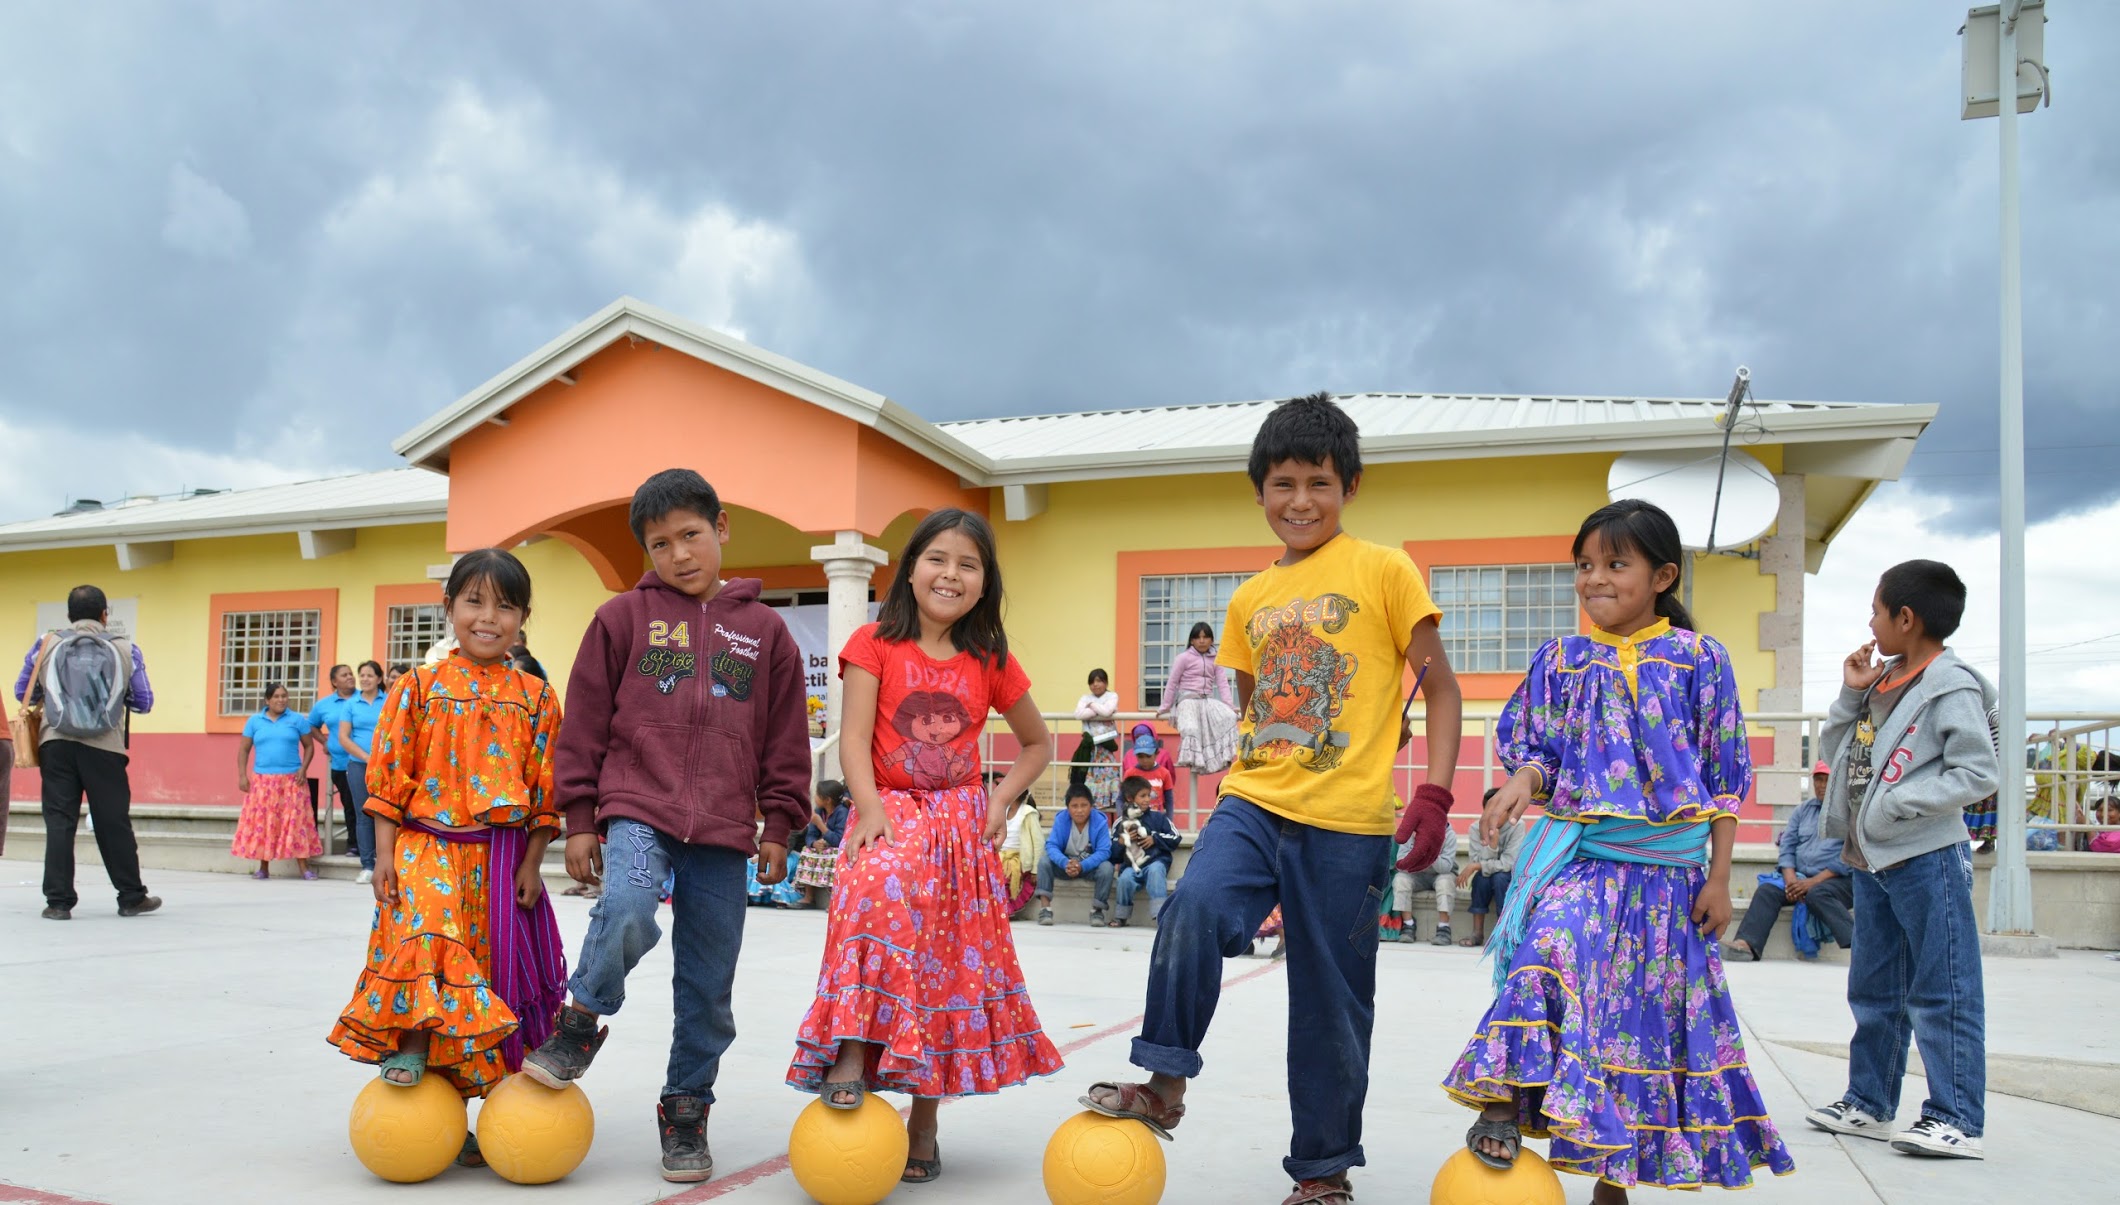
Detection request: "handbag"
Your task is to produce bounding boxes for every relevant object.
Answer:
[11,635,55,770]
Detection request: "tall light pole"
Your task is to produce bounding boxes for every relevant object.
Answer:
[1961,3,2048,937]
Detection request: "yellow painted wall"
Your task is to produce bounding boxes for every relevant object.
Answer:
[997,453,1781,711]
[0,525,448,732]
[513,537,624,700]
[1,447,1789,738]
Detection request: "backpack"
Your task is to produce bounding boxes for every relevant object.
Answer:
[38,629,130,740]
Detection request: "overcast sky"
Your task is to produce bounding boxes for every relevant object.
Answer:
[2,3,2112,699]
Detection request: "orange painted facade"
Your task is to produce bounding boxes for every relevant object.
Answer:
[443,340,984,589]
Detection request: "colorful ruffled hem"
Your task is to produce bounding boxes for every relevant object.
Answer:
[785,783,1064,1099]
[1441,860,1795,1190]
[231,773,323,860]
[327,828,517,1098]
[330,933,519,1097]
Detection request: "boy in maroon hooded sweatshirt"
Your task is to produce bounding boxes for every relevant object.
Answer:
[522,468,811,1183]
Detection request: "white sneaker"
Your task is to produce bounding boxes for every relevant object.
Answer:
[355,869,374,885]
[1805,1099,1890,1141]
[1890,1117,1984,1159]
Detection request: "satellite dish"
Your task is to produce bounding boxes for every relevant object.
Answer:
[1607,448,1779,551]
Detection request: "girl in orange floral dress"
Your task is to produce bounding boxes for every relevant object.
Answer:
[327,550,566,1155]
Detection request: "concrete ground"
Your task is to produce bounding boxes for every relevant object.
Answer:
[3,866,2113,1205]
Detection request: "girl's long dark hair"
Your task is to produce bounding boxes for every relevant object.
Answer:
[875,508,1008,665]
[1573,499,1696,632]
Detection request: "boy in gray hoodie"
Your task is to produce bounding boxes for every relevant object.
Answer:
[1806,560,1999,1161]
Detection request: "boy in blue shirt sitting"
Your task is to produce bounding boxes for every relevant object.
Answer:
[1036,784,1114,927]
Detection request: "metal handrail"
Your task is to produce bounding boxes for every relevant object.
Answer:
[793,706,2120,841]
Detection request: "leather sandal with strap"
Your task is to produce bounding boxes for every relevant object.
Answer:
[1079,1081,1185,1141]
[1282,1174,1354,1204]
[1466,1114,1522,1170]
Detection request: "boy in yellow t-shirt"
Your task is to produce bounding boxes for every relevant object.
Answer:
[1082,393,1463,1204]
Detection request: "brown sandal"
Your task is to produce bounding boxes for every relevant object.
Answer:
[1079,1081,1185,1141]
[1458,934,1484,948]
[1282,1174,1354,1204]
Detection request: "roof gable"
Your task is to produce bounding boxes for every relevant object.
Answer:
[391,296,988,480]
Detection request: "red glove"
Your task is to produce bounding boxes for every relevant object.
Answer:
[1394,783,1455,873]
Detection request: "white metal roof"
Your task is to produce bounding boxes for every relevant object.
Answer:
[389,298,1935,487]
[0,468,447,552]
[941,393,1936,484]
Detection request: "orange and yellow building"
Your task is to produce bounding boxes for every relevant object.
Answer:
[1,298,1932,827]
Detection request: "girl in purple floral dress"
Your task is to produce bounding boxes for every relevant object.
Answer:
[1445,500,1794,1201]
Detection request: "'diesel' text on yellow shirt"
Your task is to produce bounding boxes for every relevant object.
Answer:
[1216,533,1442,835]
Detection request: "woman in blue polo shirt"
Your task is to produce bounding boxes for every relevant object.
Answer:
[231,682,322,878]
[307,663,357,855]
[336,660,389,884]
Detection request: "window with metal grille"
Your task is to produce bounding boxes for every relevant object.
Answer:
[1430,564,1577,674]
[386,603,450,669]
[217,609,322,714]
[1139,572,1250,709]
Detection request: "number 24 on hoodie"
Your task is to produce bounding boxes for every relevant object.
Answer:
[553,572,813,853]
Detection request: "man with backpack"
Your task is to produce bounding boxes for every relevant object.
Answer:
[14,585,160,920]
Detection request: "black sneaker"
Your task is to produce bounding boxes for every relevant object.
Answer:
[41,906,71,920]
[522,1006,609,1089]
[658,1094,712,1182]
[117,895,161,917]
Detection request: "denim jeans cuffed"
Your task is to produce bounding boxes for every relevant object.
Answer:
[1845,843,1986,1135]
[566,818,749,1102]
[1129,797,1391,1182]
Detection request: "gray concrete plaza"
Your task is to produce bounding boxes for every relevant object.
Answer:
[3,867,2112,1204]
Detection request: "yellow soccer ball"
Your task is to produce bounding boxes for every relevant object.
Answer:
[1042,1111,1166,1205]
[475,1072,596,1184]
[1429,1145,1566,1205]
[787,1094,910,1205]
[348,1072,468,1183]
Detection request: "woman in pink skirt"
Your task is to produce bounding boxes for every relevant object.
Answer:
[231,682,322,879]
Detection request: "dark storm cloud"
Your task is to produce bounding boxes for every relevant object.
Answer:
[1,1,2111,529]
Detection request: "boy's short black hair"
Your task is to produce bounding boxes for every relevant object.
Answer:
[1879,559,1968,640]
[629,468,723,545]
[1064,783,1094,804]
[1247,392,1362,490]
[1120,775,1154,801]
[67,584,108,622]
[1087,668,1108,686]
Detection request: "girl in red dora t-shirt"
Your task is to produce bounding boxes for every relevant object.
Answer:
[787,508,1060,1184]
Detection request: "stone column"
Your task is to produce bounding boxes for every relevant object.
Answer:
[810,531,890,781]
[1756,474,1807,810]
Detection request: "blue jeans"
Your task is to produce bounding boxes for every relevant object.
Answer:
[1131,797,1391,1181]
[567,818,748,1101]
[1036,857,1116,911]
[1845,843,1986,1135]
[1468,869,1512,915]
[345,760,376,871]
[1116,860,1169,921]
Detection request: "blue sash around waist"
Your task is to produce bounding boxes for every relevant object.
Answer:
[1486,813,1709,993]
